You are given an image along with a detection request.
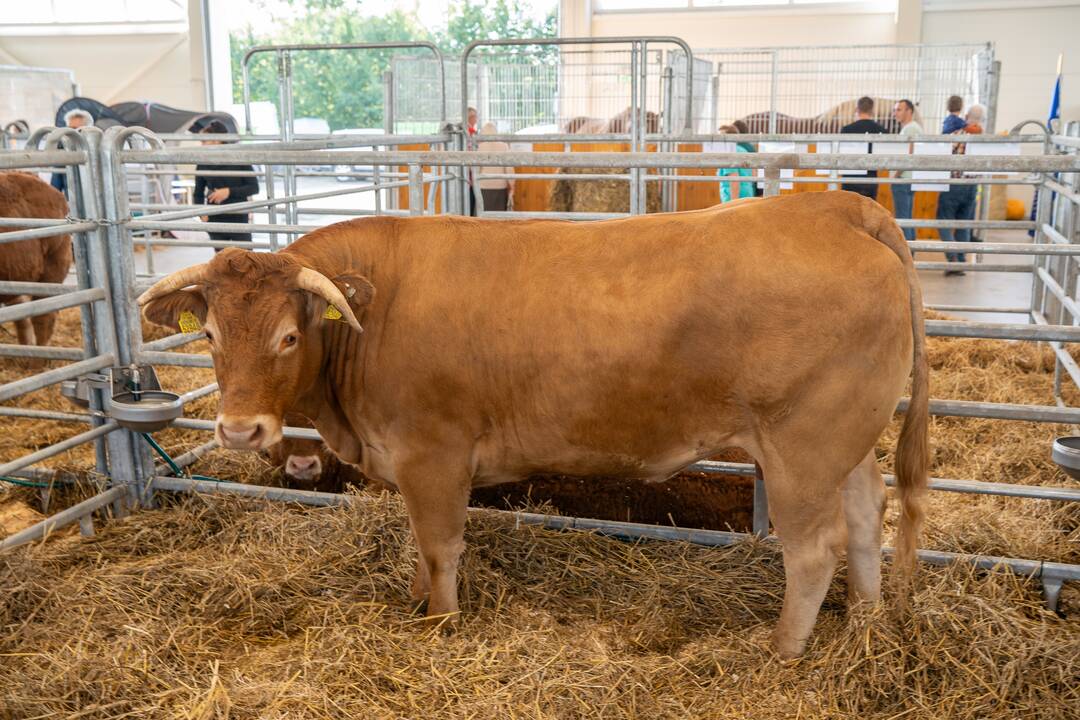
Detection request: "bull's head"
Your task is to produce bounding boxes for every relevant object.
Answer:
[138,249,373,451]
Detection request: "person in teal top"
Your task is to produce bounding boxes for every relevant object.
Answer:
[716,123,757,203]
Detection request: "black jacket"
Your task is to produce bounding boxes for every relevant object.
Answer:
[194,163,259,223]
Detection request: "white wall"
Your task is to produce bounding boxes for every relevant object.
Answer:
[0,1,205,114]
[591,7,899,49]
[922,4,1078,132]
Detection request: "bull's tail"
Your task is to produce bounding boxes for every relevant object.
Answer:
[864,200,930,590]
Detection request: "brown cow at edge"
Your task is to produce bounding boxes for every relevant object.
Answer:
[0,173,73,348]
[140,192,929,658]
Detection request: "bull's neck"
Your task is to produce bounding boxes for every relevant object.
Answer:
[280,217,395,282]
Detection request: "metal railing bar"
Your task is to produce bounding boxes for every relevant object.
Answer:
[0,407,96,423]
[0,353,114,403]
[141,331,205,351]
[925,304,1030,314]
[0,422,118,477]
[0,288,105,324]
[137,350,212,368]
[0,150,86,170]
[120,149,1080,173]
[0,281,78,297]
[915,262,1031,273]
[925,319,1080,342]
[0,221,98,246]
[688,460,1080,502]
[0,344,85,361]
[0,485,127,552]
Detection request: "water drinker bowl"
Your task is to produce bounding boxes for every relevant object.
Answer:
[1051,437,1080,480]
[107,389,183,433]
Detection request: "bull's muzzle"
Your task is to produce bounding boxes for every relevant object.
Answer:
[285,454,322,481]
[216,415,281,451]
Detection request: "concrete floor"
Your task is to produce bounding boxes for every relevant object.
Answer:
[134,179,1037,325]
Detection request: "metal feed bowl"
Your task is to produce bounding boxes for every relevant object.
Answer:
[1051,437,1080,480]
[107,390,183,433]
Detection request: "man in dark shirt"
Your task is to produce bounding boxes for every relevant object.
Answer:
[840,96,887,200]
[194,121,260,251]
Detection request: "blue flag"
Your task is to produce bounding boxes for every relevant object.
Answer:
[1049,74,1061,126]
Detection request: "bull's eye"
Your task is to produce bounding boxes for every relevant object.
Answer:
[284,334,297,346]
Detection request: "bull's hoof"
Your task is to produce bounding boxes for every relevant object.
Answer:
[770,630,808,660]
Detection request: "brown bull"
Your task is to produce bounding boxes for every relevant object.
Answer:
[265,412,370,493]
[140,191,929,658]
[0,172,72,348]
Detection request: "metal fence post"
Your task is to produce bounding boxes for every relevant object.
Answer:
[408,164,424,215]
[100,127,161,507]
[752,462,769,538]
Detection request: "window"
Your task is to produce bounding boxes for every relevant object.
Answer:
[0,0,187,34]
[595,0,896,11]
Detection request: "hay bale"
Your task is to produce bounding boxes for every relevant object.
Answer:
[549,166,662,214]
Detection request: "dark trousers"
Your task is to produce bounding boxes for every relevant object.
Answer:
[209,212,253,253]
[937,184,978,262]
[480,188,509,212]
[891,183,915,241]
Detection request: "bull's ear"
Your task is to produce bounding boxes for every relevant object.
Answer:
[332,274,375,314]
[142,289,208,331]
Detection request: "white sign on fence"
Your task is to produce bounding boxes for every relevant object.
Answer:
[912,142,953,192]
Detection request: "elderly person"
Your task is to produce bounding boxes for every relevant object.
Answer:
[49,109,94,196]
[474,123,515,213]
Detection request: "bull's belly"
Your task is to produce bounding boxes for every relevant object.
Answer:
[469,430,756,489]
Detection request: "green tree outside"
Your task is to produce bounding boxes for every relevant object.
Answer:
[230,0,557,132]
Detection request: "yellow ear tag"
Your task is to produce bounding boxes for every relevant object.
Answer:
[178,311,201,334]
[323,305,344,322]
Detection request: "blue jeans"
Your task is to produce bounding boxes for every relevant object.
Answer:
[892,182,915,241]
[937,183,978,262]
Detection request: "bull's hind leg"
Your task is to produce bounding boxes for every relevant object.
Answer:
[759,450,849,659]
[31,311,58,348]
[9,296,37,345]
[843,451,886,605]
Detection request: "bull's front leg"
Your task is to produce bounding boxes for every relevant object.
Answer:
[395,452,471,623]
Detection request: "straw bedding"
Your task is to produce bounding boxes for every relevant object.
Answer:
[1,307,1079,718]
[1,490,1078,719]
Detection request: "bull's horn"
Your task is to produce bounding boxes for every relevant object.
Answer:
[137,263,211,305]
[295,267,363,333]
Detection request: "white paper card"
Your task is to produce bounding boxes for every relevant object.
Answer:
[965,142,1023,175]
[911,142,952,192]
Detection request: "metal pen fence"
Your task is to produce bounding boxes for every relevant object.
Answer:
[2,123,1080,610]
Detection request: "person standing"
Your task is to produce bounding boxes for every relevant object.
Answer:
[840,96,887,200]
[50,109,94,196]
[715,123,756,203]
[891,99,922,241]
[193,121,260,251]
[937,104,984,275]
[942,95,967,135]
[474,123,515,212]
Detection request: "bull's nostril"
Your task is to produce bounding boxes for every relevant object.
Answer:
[249,423,264,446]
